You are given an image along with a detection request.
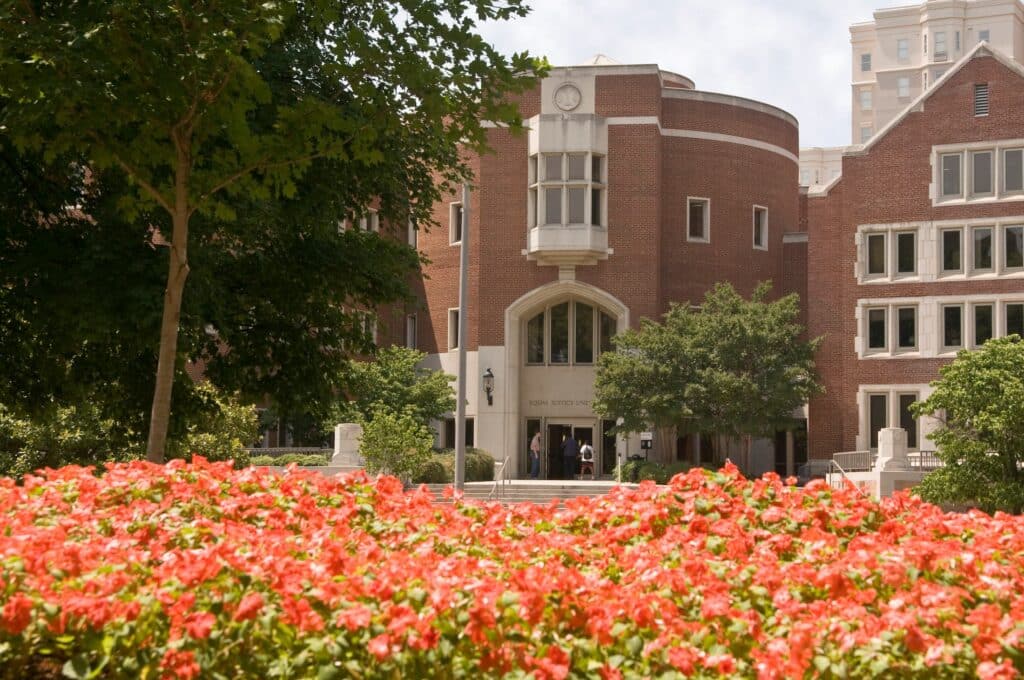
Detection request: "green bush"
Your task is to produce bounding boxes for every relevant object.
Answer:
[615,459,678,484]
[412,448,495,484]
[358,404,434,481]
[413,457,449,484]
[250,453,329,467]
[166,384,259,468]
[637,461,668,484]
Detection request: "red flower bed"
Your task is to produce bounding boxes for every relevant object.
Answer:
[1,459,1023,678]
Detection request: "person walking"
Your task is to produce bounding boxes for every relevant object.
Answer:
[561,433,579,480]
[579,440,595,479]
[529,431,541,479]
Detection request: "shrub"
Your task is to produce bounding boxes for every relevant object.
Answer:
[250,453,329,467]
[166,384,259,468]
[411,449,495,484]
[412,457,448,484]
[358,404,433,481]
[637,461,668,484]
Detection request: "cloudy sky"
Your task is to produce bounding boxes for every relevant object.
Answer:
[479,0,888,148]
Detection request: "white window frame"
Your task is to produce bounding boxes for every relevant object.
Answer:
[970,150,994,197]
[897,76,910,99]
[934,31,947,59]
[447,308,460,351]
[857,226,920,283]
[686,196,711,243]
[971,225,995,274]
[531,152,606,229]
[970,302,995,348]
[405,313,417,349]
[894,230,917,277]
[938,152,964,200]
[897,38,909,62]
[522,300,614,367]
[449,202,463,245]
[931,140,1024,206]
[859,89,873,111]
[1005,224,1024,272]
[857,385,931,452]
[407,219,418,248]
[358,209,380,233]
[941,303,964,352]
[752,205,768,250]
[895,305,919,352]
[865,232,888,279]
[1002,148,1024,195]
[939,227,964,276]
[865,306,888,354]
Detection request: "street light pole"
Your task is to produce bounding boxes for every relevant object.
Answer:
[454,183,471,492]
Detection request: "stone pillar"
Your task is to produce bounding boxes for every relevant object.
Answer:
[785,430,795,477]
[874,427,908,472]
[332,423,364,466]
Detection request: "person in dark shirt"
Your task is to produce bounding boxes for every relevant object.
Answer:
[561,434,579,480]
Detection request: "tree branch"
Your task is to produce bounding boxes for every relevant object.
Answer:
[89,133,174,214]
[191,150,332,215]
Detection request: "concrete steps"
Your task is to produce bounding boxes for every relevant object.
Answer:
[422,481,630,506]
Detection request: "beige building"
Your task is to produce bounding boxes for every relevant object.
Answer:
[799,146,847,190]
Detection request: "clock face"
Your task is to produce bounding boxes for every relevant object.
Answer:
[554,83,582,111]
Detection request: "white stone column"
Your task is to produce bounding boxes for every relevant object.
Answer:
[874,427,909,472]
[332,423,363,466]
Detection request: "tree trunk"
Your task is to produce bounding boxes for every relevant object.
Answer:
[145,149,191,463]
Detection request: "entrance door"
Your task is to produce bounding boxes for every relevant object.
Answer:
[546,424,572,480]
[573,426,593,478]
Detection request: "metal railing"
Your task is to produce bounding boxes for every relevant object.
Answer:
[488,455,511,501]
[832,449,943,472]
[826,459,870,497]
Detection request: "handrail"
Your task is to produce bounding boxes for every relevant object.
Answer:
[826,459,870,497]
[488,455,511,501]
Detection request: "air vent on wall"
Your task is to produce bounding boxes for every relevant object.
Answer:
[974,83,990,116]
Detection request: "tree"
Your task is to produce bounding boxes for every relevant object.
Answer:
[329,347,456,430]
[911,336,1024,514]
[0,1,539,462]
[358,404,435,481]
[594,282,822,468]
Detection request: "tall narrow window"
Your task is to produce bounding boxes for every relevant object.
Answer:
[567,187,585,223]
[405,314,417,349]
[544,154,562,181]
[860,90,872,111]
[567,154,586,180]
[860,125,873,143]
[955,31,960,51]
[407,219,418,248]
[868,308,887,351]
[869,394,887,449]
[974,83,989,116]
[896,232,916,274]
[897,38,909,61]
[978,29,990,43]
[526,312,545,364]
[687,198,710,241]
[549,302,569,364]
[1004,149,1024,193]
[861,53,872,71]
[941,153,962,197]
[942,229,962,272]
[753,206,768,250]
[971,151,993,196]
[934,31,947,58]
[591,188,602,226]
[544,187,561,225]
[974,304,994,347]
[448,309,460,351]
[897,307,917,349]
[867,233,886,275]
[575,302,594,364]
[943,305,963,348]
[450,202,463,244]
[1006,226,1024,269]
[599,312,616,356]
[899,394,918,449]
[897,77,910,98]
[973,227,993,271]
[1007,303,1024,337]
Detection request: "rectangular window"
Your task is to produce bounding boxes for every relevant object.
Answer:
[575,302,594,364]
[407,219,418,248]
[544,187,561,225]
[1004,149,1023,193]
[567,154,586,181]
[405,314,417,349]
[868,308,887,350]
[861,53,872,71]
[687,198,710,241]
[974,83,989,116]
[896,232,916,274]
[897,77,910,98]
[529,156,538,184]
[753,206,768,249]
[974,304,994,347]
[897,307,917,349]
[549,302,569,364]
[544,154,562,181]
[942,228,962,272]
[897,38,909,61]
[444,417,475,448]
[924,33,928,55]
[447,309,459,351]
[591,189,602,227]
[860,125,873,143]
[592,155,603,183]
[1006,226,1024,269]
[526,312,544,364]
[971,151,993,195]
[1007,303,1024,337]
[934,31,947,57]
[567,187,585,223]
[800,169,811,185]
[599,312,616,355]
[899,394,918,449]
[860,90,872,111]
[943,304,963,348]
[955,31,960,51]
[941,153,962,197]
[869,394,887,449]
[450,202,463,244]
[867,233,886,275]
[979,29,990,43]
[974,227,993,271]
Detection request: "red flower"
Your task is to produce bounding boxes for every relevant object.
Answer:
[1,594,34,634]
[160,649,200,680]
[233,593,264,622]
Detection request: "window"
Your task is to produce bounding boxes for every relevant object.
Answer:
[687,197,710,242]
[940,153,962,198]
[899,394,918,449]
[1007,303,1024,337]
[860,125,873,143]
[1006,226,1024,269]
[450,202,463,244]
[527,313,544,364]
[1004,149,1024,193]
[973,226,993,271]
[550,302,569,364]
[978,29,990,43]
[405,314,417,349]
[600,312,616,354]
[973,304,994,347]
[861,53,871,71]
[941,228,962,272]
[869,394,887,449]
[923,33,928,55]
[360,313,378,345]
[752,206,768,249]
[971,151,993,196]
[526,302,616,365]
[897,306,917,349]
[532,153,605,228]
[974,83,989,117]
[923,72,928,89]
[867,308,887,351]
[860,89,873,111]
[357,210,379,233]
[442,417,474,449]
[955,31,960,51]
[867,233,886,276]
[897,77,911,98]
[943,304,964,348]
[897,38,909,61]
[800,169,812,185]
[407,219,417,248]
[575,302,594,364]
[448,309,459,350]
[934,31,947,58]
[896,232,916,274]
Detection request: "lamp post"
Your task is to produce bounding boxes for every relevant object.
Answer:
[483,368,494,406]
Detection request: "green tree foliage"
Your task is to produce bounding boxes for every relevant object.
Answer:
[358,405,435,481]
[911,336,1024,514]
[594,282,822,465]
[165,384,260,468]
[0,0,541,461]
[330,347,456,430]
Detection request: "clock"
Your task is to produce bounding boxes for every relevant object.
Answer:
[553,83,582,112]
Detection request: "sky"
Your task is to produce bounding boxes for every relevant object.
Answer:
[479,0,889,148]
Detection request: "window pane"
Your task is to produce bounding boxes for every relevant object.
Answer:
[869,394,887,449]
[899,394,918,449]
[599,312,616,355]
[567,154,586,180]
[544,188,561,225]
[592,156,602,182]
[974,227,993,270]
[943,306,962,347]
[550,302,569,364]
[896,232,915,273]
[529,156,537,184]
[942,229,961,271]
[544,154,562,181]
[1005,150,1023,192]
[568,187,585,223]
[942,154,961,196]
[898,307,916,348]
[528,188,537,228]
[452,204,463,242]
[689,200,706,239]
[1007,303,1024,337]
[1006,226,1024,268]
[591,189,602,226]
[575,302,594,364]
[753,208,766,247]
[868,308,886,349]
[974,304,993,346]
[867,234,886,274]
[527,313,545,363]
[972,151,993,194]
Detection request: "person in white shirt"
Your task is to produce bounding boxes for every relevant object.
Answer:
[579,440,595,479]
